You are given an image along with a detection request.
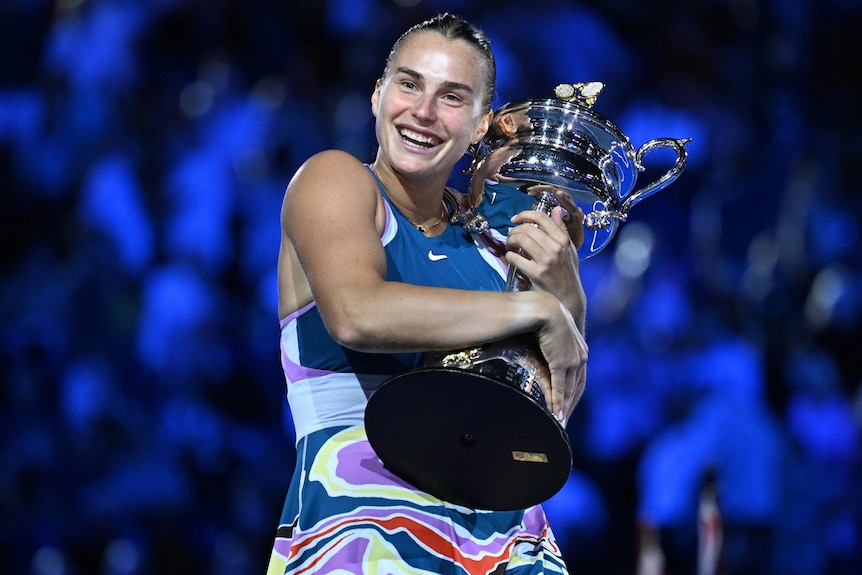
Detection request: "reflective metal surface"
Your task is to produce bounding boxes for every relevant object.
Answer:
[468,83,690,258]
[365,83,690,511]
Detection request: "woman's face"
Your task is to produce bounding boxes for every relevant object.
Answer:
[371,32,491,184]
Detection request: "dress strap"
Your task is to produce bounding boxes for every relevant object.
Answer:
[364,164,390,200]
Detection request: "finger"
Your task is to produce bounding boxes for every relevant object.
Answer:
[513,210,573,249]
[505,239,554,277]
[547,368,567,423]
[554,188,576,207]
[506,229,550,263]
[508,215,568,254]
[552,206,579,242]
[511,209,555,230]
[525,184,559,198]
[559,206,586,250]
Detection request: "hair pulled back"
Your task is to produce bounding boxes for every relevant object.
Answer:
[382,13,496,112]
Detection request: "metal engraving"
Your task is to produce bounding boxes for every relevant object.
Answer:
[512,451,549,463]
[441,348,482,368]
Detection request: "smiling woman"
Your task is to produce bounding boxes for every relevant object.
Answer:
[369,32,492,199]
[267,12,588,575]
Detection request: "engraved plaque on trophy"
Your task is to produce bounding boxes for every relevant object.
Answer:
[366,83,690,511]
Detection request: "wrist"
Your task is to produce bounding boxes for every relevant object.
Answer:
[518,290,560,331]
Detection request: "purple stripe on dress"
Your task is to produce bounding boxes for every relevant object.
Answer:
[273,429,564,573]
[380,198,397,246]
[319,437,518,557]
[475,233,509,278]
[279,301,316,327]
[311,536,373,573]
[272,535,293,557]
[280,301,334,383]
[521,504,551,534]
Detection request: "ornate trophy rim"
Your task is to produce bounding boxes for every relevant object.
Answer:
[485,97,633,155]
[469,81,690,259]
[364,82,689,512]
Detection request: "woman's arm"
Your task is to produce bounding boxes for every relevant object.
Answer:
[279,150,586,419]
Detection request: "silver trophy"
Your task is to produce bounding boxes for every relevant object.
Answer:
[365,83,690,511]
[468,81,690,260]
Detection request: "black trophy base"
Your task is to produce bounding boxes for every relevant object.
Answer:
[364,367,572,511]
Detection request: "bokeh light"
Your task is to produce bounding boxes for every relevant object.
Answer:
[1,1,860,574]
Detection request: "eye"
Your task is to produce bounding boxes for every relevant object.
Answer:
[441,92,469,107]
[400,80,418,90]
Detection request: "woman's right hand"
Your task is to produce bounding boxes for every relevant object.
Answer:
[533,294,588,426]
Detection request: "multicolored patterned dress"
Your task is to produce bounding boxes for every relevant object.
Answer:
[267,168,569,574]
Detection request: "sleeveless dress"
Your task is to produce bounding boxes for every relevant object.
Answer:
[267,167,569,575]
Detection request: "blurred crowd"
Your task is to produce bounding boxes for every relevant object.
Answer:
[1,0,860,574]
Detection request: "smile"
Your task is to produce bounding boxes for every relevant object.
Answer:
[400,128,441,148]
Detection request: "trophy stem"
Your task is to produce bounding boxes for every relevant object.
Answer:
[505,188,558,292]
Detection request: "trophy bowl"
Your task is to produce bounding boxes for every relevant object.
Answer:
[365,83,689,511]
[469,82,690,259]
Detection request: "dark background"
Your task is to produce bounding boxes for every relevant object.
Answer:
[1,0,860,574]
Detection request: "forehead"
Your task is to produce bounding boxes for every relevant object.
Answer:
[388,32,484,85]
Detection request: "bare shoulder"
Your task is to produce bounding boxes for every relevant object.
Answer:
[282,150,383,231]
[290,149,373,193]
[278,151,377,316]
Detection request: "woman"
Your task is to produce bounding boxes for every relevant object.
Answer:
[268,13,588,574]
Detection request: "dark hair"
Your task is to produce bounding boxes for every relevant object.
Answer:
[382,13,496,112]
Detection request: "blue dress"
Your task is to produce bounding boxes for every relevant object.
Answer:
[267,167,569,574]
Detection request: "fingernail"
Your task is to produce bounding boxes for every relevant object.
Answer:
[559,207,568,218]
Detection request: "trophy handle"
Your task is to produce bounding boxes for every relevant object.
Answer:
[619,137,691,214]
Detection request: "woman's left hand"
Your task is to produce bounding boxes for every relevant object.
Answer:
[505,200,586,322]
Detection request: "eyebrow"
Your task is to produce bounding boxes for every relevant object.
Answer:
[393,66,475,95]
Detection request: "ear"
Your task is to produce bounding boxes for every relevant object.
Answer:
[371,79,382,117]
[471,110,493,145]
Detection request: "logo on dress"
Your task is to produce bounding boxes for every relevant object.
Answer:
[427,250,448,261]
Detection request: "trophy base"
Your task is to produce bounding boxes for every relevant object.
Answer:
[365,367,572,511]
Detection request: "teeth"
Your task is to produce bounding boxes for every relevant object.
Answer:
[400,128,440,147]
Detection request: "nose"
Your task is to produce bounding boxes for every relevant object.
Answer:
[412,93,437,123]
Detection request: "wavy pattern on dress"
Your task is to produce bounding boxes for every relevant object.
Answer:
[269,426,568,575]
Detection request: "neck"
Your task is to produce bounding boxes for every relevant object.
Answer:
[370,160,448,222]
[408,200,448,234]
